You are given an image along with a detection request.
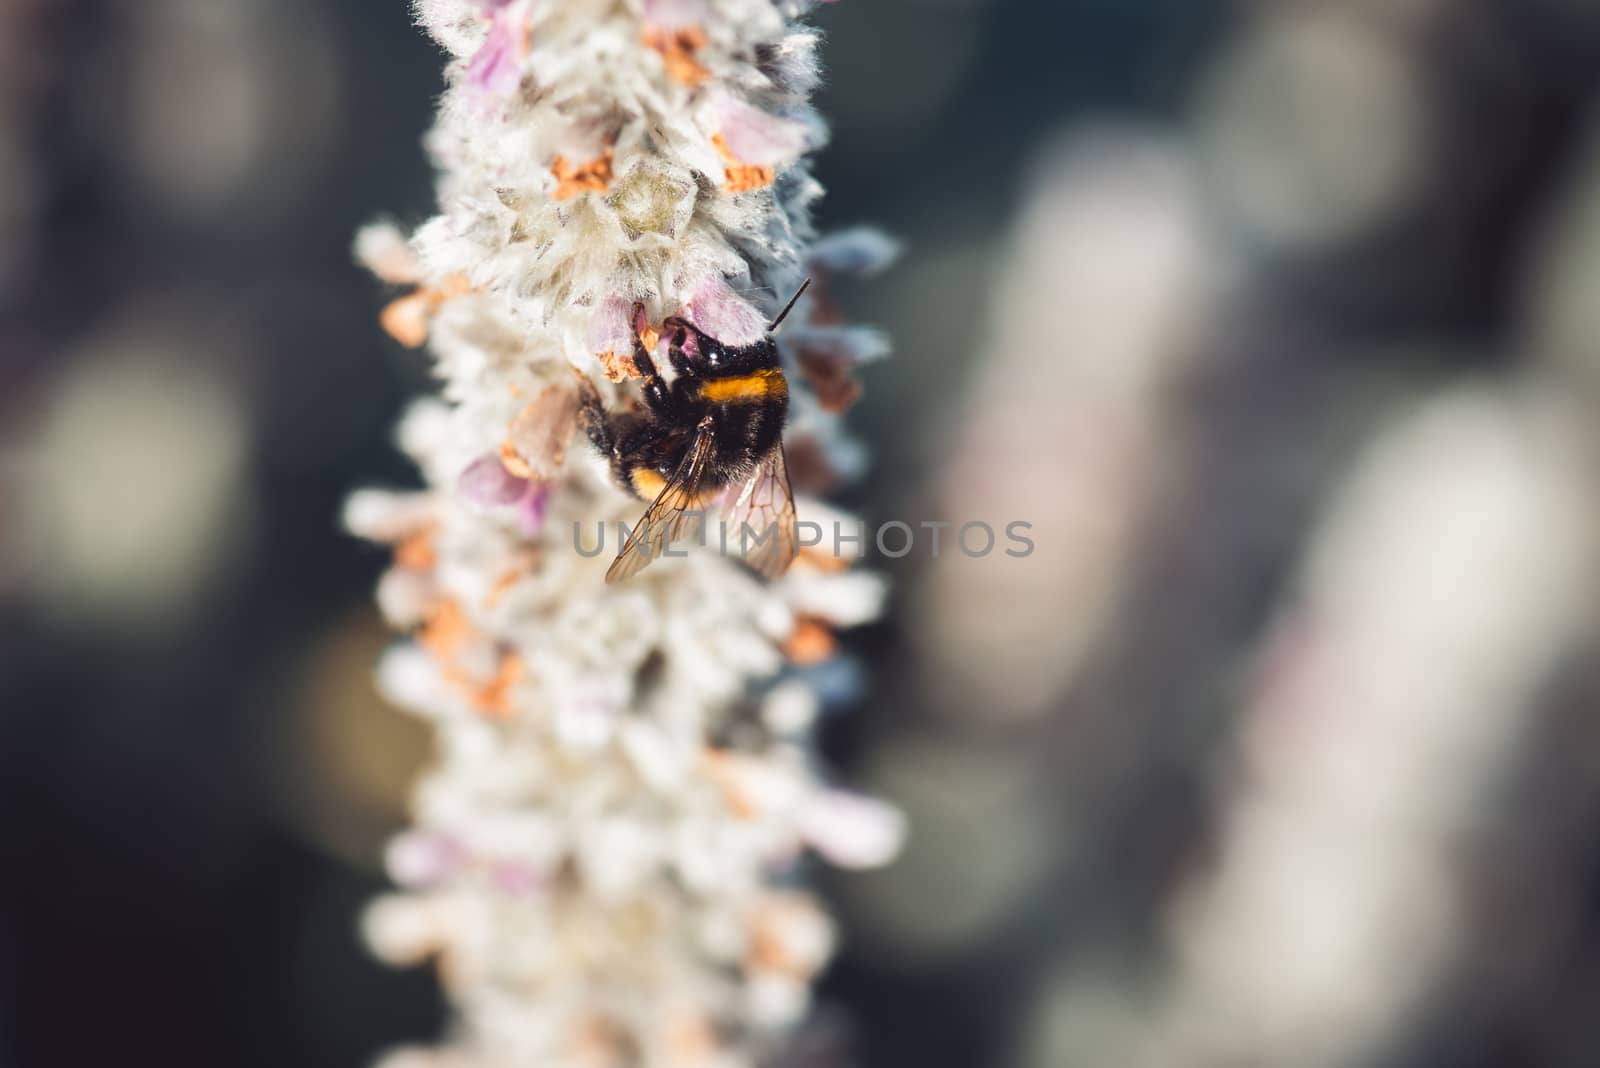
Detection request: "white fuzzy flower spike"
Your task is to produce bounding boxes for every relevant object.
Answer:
[348,2,900,1065]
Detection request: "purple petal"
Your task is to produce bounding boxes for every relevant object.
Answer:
[466,14,524,97]
[643,0,708,29]
[685,275,767,346]
[630,301,653,338]
[384,831,463,888]
[587,295,633,355]
[491,862,544,896]
[516,481,552,536]
[706,91,808,167]
[458,453,530,508]
[800,790,906,870]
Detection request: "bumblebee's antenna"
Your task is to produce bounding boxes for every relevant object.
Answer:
[767,277,812,332]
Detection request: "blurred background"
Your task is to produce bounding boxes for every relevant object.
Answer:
[9,0,1600,1066]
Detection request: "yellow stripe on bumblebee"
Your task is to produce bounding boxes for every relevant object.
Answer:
[697,368,787,404]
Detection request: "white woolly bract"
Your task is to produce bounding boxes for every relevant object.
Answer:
[350,1,901,1066]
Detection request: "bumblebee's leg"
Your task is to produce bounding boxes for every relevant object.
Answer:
[631,336,677,419]
[668,373,699,412]
[574,369,615,456]
[666,326,696,378]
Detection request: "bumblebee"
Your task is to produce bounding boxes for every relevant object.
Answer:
[578,282,809,583]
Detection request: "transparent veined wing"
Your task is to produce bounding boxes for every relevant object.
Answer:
[719,445,799,580]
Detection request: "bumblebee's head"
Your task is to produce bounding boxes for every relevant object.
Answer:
[701,332,780,376]
[662,279,809,375]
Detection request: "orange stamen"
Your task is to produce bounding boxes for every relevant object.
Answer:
[469,652,524,718]
[499,438,533,479]
[551,148,614,200]
[485,567,523,608]
[711,132,775,193]
[782,616,836,665]
[379,273,472,348]
[567,1014,621,1065]
[795,546,852,573]
[380,291,433,348]
[595,350,630,382]
[747,923,790,974]
[744,900,820,978]
[419,601,471,659]
[393,529,437,571]
[642,25,710,85]
[415,600,527,720]
[703,750,758,819]
[596,320,656,381]
[664,1013,717,1062]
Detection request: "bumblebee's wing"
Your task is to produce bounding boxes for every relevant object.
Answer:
[721,445,799,580]
[605,420,717,584]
